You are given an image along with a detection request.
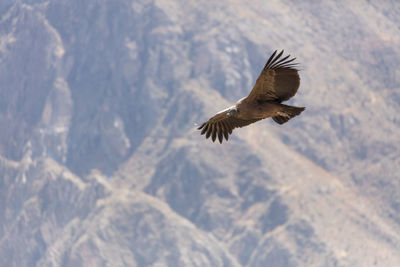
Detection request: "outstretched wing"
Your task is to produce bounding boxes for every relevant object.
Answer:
[246,50,300,103]
[198,107,260,144]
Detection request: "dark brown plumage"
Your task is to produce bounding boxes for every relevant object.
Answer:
[198,50,305,143]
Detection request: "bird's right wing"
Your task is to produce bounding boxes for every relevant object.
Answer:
[246,50,300,103]
[198,107,260,143]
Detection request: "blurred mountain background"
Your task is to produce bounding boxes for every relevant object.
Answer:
[0,0,399,266]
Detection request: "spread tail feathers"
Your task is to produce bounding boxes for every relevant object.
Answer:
[272,104,305,125]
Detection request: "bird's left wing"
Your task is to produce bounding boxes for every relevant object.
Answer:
[198,107,260,143]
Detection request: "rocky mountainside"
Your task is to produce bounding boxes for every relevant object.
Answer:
[0,0,399,266]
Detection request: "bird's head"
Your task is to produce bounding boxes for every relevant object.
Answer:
[227,108,239,117]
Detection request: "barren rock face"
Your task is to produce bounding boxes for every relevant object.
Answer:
[0,1,399,266]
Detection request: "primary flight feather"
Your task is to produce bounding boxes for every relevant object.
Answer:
[198,50,305,143]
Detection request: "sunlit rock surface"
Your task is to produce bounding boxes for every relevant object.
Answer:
[1,0,399,266]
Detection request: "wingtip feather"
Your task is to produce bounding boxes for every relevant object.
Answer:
[200,124,208,135]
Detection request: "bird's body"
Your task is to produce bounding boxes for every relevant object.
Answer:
[237,99,281,119]
[198,50,305,143]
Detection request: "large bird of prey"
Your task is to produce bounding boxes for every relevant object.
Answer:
[198,50,305,143]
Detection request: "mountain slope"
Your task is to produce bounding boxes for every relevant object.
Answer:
[0,0,399,266]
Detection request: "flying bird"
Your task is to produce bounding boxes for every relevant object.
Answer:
[198,50,305,143]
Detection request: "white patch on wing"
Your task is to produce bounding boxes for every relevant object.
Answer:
[216,107,231,115]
